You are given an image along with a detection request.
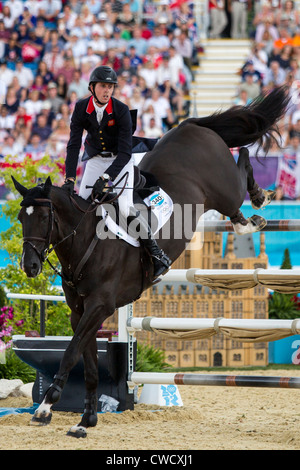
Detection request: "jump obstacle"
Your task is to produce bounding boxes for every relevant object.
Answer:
[9,217,300,410]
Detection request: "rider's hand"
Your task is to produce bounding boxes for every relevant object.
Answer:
[92,175,110,199]
[62,178,75,194]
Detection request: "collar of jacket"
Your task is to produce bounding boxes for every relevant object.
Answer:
[86,96,113,115]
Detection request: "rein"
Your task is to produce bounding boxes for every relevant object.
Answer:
[23,173,129,288]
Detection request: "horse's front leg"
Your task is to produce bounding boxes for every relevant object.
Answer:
[31,299,112,437]
[67,337,99,438]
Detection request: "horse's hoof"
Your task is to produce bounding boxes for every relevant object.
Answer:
[249,214,267,231]
[251,189,276,210]
[232,215,266,235]
[67,425,87,439]
[30,410,52,426]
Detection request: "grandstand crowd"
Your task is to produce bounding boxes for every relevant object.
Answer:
[1,0,300,199]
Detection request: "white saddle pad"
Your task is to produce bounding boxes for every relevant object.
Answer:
[98,188,173,247]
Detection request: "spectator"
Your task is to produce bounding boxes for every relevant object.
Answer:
[229,0,251,39]
[128,86,145,118]
[247,42,269,77]
[97,11,114,37]
[24,0,43,18]
[39,100,55,127]
[18,6,37,30]
[156,53,173,86]
[234,88,251,105]
[13,58,34,89]
[64,30,88,60]
[46,81,65,113]
[30,74,48,100]
[80,4,95,27]
[143,87,176,131]
[275,0,300,37]
[172,29,194,80]
[141,103,163,132]
[138,58,158,89]
[0,5,15,30]
[15,104,33,141]
[51,117,70,145]
[31,113,52,142]
[144,116,163,138]
[43,29,65,54]
[3,32,22,66]
[55,55,76,84]
[87,26,108,56]
[43,45,65,77]
[158,77,187,117]
[255,18,279,42]
[263,59,287,86]
[0,60,14,87]
[239,72,261,100]
[107,26,127,56]
[117,2,136,29]
[24,88,43,118]
[127,45,143,71]
[5,86,20,114]
[147,24,170,52]
[24,133,47,159]
[67,69,89,99]
[84,0,102,16]
[241,60,262,84]
[102,47,122,71]
[117,54,137,78]
[1,132,24,155]
[208,0,228,39]
[10,75,27,102]
[127,25,148,57]
[271,43,293,69]
[38,0,62,25]
[0,105,15,130]
[5,0,24,20]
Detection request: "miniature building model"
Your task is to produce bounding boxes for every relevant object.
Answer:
[104,218,269,368]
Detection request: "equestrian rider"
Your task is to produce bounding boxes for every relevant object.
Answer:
[62,65,171,278]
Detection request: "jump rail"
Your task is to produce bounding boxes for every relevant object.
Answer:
[129,372,300,389]
[197,219,300,232]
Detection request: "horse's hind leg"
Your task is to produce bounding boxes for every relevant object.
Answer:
[240,147,276,209]
[229,147,271,235]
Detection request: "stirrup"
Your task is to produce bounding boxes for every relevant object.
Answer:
[152,251,171,277]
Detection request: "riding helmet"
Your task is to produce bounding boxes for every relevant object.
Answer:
[89,66,118,85]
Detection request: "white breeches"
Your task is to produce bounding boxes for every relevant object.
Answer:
[79,155,134,218]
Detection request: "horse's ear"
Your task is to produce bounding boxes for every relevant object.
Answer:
[44,176,52,195]
[11,175,28,197]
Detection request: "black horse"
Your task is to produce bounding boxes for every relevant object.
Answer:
[12,86,289,437]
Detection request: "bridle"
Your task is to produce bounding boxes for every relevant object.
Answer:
[22,198,54,263]
[21,172,129,287]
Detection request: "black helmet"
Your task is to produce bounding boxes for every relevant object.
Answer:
[89,66,118,85]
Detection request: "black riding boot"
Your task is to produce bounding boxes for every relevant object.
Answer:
[129,210,171,278]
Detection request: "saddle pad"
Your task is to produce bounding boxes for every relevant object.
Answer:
[98,188,173,247]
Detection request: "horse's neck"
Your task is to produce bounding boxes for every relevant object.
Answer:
[50,187,81,241]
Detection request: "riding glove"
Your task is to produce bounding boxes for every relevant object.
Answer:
[92,176,110,199]
[61,179,75,194]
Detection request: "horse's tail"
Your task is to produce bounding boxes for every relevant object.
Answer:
[185,85,290,154]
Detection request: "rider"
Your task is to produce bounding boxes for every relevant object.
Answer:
[62,65,171,278]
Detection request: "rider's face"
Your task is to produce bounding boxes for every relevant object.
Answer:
[94,82,114,105]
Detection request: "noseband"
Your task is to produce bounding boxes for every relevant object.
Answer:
[22,198,54,263]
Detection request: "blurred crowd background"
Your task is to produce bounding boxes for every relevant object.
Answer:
[1,0,300,199]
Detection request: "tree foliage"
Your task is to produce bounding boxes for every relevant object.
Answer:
[0,154,72,335]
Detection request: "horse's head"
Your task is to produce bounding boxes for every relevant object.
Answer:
[12,176,53,278]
